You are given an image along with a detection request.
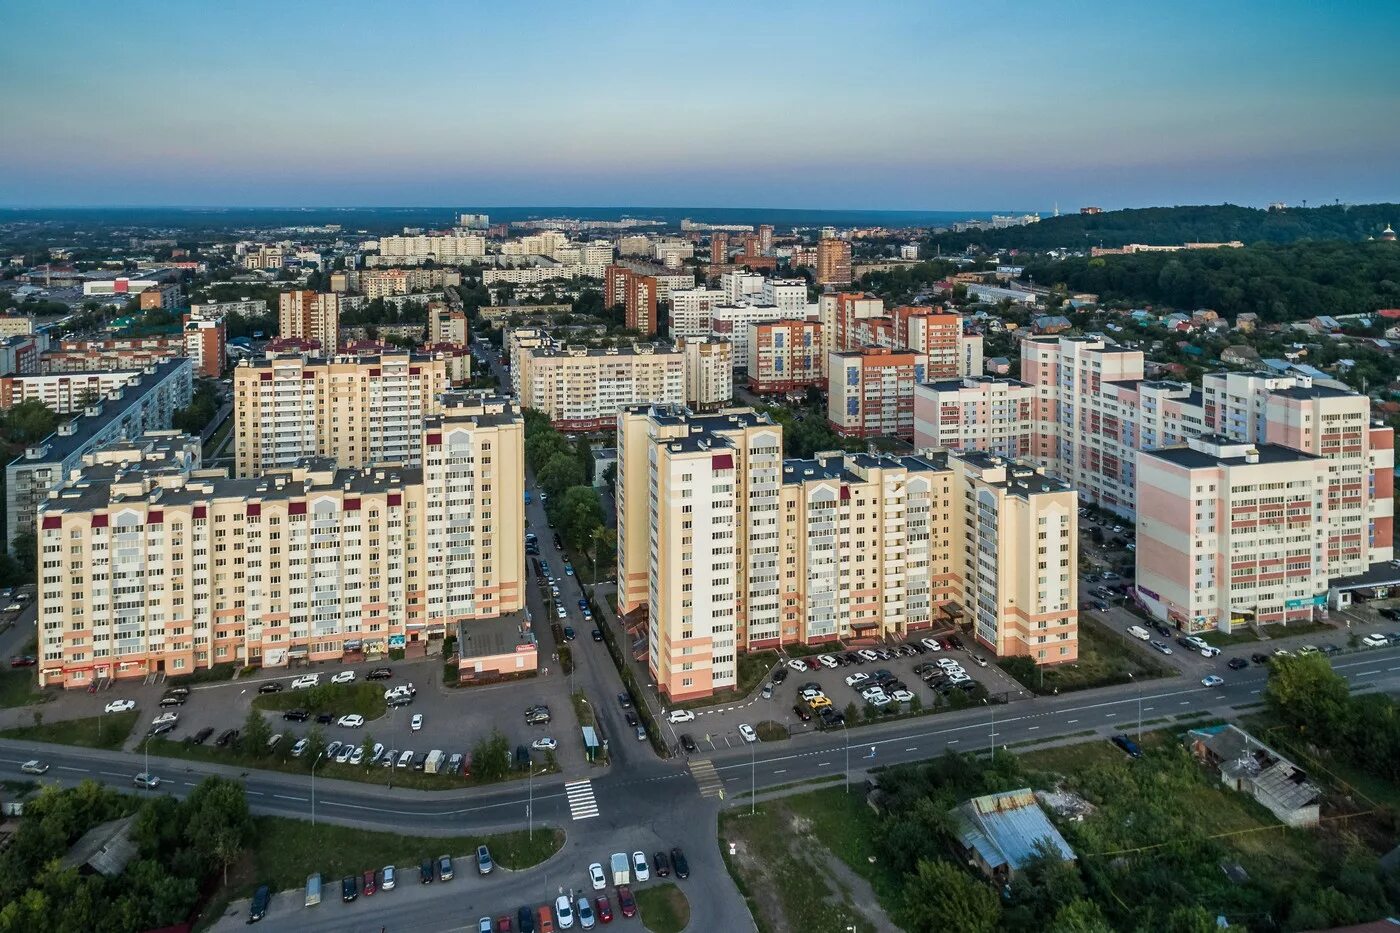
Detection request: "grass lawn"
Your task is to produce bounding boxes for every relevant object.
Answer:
[571,691,597,728]
[634,883,690,933]
[198,819,563,931]
[1199,620,1333,648]
[755,721,788,741]
[1002,616,1174,694]
[0,711,137,749]
[252,681,387,719]
[672,650,777,710]
[0,668,50,709]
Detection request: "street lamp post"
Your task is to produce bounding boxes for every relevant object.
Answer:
[528,764,536,840]
[843,719,850,794]
[749,739,756,815]
[1130,672,1142,740]
[311,751,325,827]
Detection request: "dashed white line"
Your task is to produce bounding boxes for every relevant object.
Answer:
[1358,670,1381,677]
[58,766,88,773]
[904,746,917,751]
[817,762,832,768]
[99,771,126,778]
[947,739,959,744]
[1028,726,1039,731]
[1067,719,1078,724]
[773,769,786,775]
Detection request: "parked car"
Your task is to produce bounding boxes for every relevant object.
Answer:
[1150,640,1173,655]
[576,896,595,930]
[105,699,136,713]
[554,895,574,928]
[331,671,356,684]
[381,865,396,890]
[291,738,309,757]
[367,667,393,680]
[411,714,424,731]
[631,851,649,882]
[362,869,377,896]
[1363,633,1389,648]
[589,862,606,890]
[1226,657,1249,670]
[617,886,636,918]
[670,846,690,879]
[680,734,697,753]
[282,708,309,722]
[653,850,670,877]
[532,737,558,750]
[792,704,811,722]
[249,884,270,922]
[594,896,613,923]
[667,709,695,724]
[420,859,434,884]
[1111,734,1142,759]
[341,875,358,902]
[476,844,493,875]
[338,714,365,728]
[190,726,215,745]
[257,681,284,694]
[291,674,319,690]
[738,723,758,743]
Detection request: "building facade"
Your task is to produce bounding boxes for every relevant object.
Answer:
[815,236,852,287]
[278,291,342,351]
[827,348,926,439]
[233,353,449,476]
[914,377,1035,460]
[680,337,733,410]
[746,320,824,395]
[516,343,685,431]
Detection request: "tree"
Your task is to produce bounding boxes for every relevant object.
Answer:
[1048,899,1113,933]
[240,707,273,758]
[900,859,1000,933]
[183,777,251,885]
[0,399,58,444]
[556,485,603,552]
[1264,652,1350,736]
[305,723,327,766]
[1156,906,1219,933]
[537,454,585,501]
[471,729,510,783]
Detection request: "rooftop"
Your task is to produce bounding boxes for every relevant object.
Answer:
[1144,436,1317,470]
[455,612,534,659]
[949,788,1076,872]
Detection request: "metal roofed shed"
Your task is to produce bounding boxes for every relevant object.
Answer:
[59,814,139,878]
[949,788,1076,883]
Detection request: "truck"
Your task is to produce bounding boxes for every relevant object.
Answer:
[1127,625,1151,641]
[610,852,631,886]
[424,749,444,774]
[304,872,322,908]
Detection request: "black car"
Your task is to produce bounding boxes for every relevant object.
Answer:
[1175,636,1194,649]
[189,726,214,745]
[282,708,309,722]
[517,906,537,933]
[1321,643,1341,656]
[625,711,639,728]
[771,667,788,684]
[1379,607,1400,621]
[563,626,576,642]
[1111,734,1142,758]
[420,859,434,884]
[249,884,270,922]
[616,692,632,709]
[653,850,670,877]
[592,628,603,642]
[164,686,190,698]
[367,667,393,680]
[341,875,358,902]
[670,847,690,879]
[800,681,822,692]
[553,533,563,550]
[948,635,965,650]
[680,734,697,753]
[1226,657,1249,670]
[258,682,284,694]
[216,728,239,747]
[316,713,334,724]
[1250,652,1272,666]
[158,694,186,707]
[147,720,176,737]
[1152,623,1173,638]
[792,704,811,722]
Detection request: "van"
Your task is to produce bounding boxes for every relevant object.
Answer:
[250,884,271,922]
[304,872,322,908]
[1127,625,1151,641]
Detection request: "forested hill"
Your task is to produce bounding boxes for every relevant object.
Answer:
[1019,240,1400,322]
[926,203,1400,252]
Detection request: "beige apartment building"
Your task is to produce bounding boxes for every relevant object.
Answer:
[278,290,342,351]
[616,404,1079,700]
[233,352,449,476]
[430,304,470,348]
[36,398,527,688]
[679,336,733,410]
[517,343,684,431]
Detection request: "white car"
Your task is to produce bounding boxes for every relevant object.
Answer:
[947,673,972,684]
[588,862,607,891]
[151,711,178,726]
[335,744,353,763]
[738,723,758,743]
[890,689,915,703]
[555,895,575,929]
[532,737,558,750]
[920,637,942,652]
[384,685,411,700]
[104,699,136,713]
[1201,675,1225,688]
[632,851,650,882]
[937,657,962,670]
[799,687,824,701]
[326,740,343,758]
[291,674,319,690]
[20,759,49,775]
[786,658,808,672]
[845,672,869,687]
[337,714,365,728]
[857,649,879,662]
[1363,633,1390,648]
[330,671,355,685]
[868,693,892,706]
[349,746,365,765]
[818,655,838,669]
[290,738,309,757]
[861,686,887,701]
[556,606,568,619]
[667,708,695,724]
[410,714,424,731]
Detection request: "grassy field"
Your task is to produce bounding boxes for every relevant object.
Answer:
[719,789,892,933]
[198,820,564,930]
[1199,620,1333,648]
[635,883,690,933]
[251,681,387,719]
[1002,616,1174,694]
[672,650,777,710]
[0,668,49,709]
[0,710,138,749]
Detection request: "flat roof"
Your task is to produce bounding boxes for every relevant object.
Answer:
[456,613,533,659]
[1144,440,1316,470]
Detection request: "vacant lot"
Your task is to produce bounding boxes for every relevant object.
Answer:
[0,711,137,749]
[1001,616,1174,694]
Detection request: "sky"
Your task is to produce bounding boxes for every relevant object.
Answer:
[1,0,1397,211]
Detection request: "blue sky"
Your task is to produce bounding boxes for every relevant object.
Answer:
[1,0,1396,210]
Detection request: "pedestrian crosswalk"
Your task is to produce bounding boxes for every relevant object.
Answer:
[565,779,599,820]
[689,758,724,799]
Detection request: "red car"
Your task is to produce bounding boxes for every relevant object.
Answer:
[495,917,513,932]
[362,869,377,896]
[9,656,36,668]
[616,886,636,918]
[594,895,613,923]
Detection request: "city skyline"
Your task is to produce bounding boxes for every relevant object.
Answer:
[2,0,1398,210]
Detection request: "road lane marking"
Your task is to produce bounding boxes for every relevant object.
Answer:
[58,766,88,773]
[1067,719,1078,724]
[273,794,307,802]
[904,746,918,751]
[688,759,724,799]
[773,769,786,774]
[1028,726,1039,731]
[817,762,831,767]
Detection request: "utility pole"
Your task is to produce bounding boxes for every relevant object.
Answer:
[750,740,756,815]
[311,751,325,827]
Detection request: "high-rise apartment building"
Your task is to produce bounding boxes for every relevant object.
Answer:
[760,278,810,315]
[669,288,727,340]
[758,224,774,254]
[708,303,809,370]
[747,320,824,395]
[278,291,342,352]
[616,405,1079,699]
[679,337,733,410]
[815,236,852,287]
[603,265,659,335]
[827,348,926,439]
[35,398,527,688]
[913,377,1035,459]
[182,316,226,377]
[429,305,470,348]
[709,232,729,265]
[233,352,449,476]
[376,234,485,264]
[516,343,684,431]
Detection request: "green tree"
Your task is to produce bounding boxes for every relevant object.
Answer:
[471,728,511,783]
[900,859,1000,933]
[556,485,603,552]
[305,723,328,766]
[183,776,251,884]
[0,399,58,444]
[240,707,273,758]
[1264,652,1350,736]
[1048,899,1113,933]
[537,453,585,501]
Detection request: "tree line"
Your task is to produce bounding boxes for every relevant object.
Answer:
[522,410,614,581]
[0,777,252,932]
[1018,240,1400,322]
[1264,652,1400,784]
[925,203,1400,253]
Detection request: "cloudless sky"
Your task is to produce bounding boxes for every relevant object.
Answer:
[1,0,1397,210]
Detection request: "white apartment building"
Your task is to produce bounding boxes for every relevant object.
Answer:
[377,234,485,263]
[762,278,809,314]
[720,271,766,303]
[679,337,733,409]
[669,288,727,340]
[516,344,685,431]
[913,377,1035,460]
[709,303,810,371]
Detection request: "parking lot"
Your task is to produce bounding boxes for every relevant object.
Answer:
[88,652,588,779]
[661,636,1028,752]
